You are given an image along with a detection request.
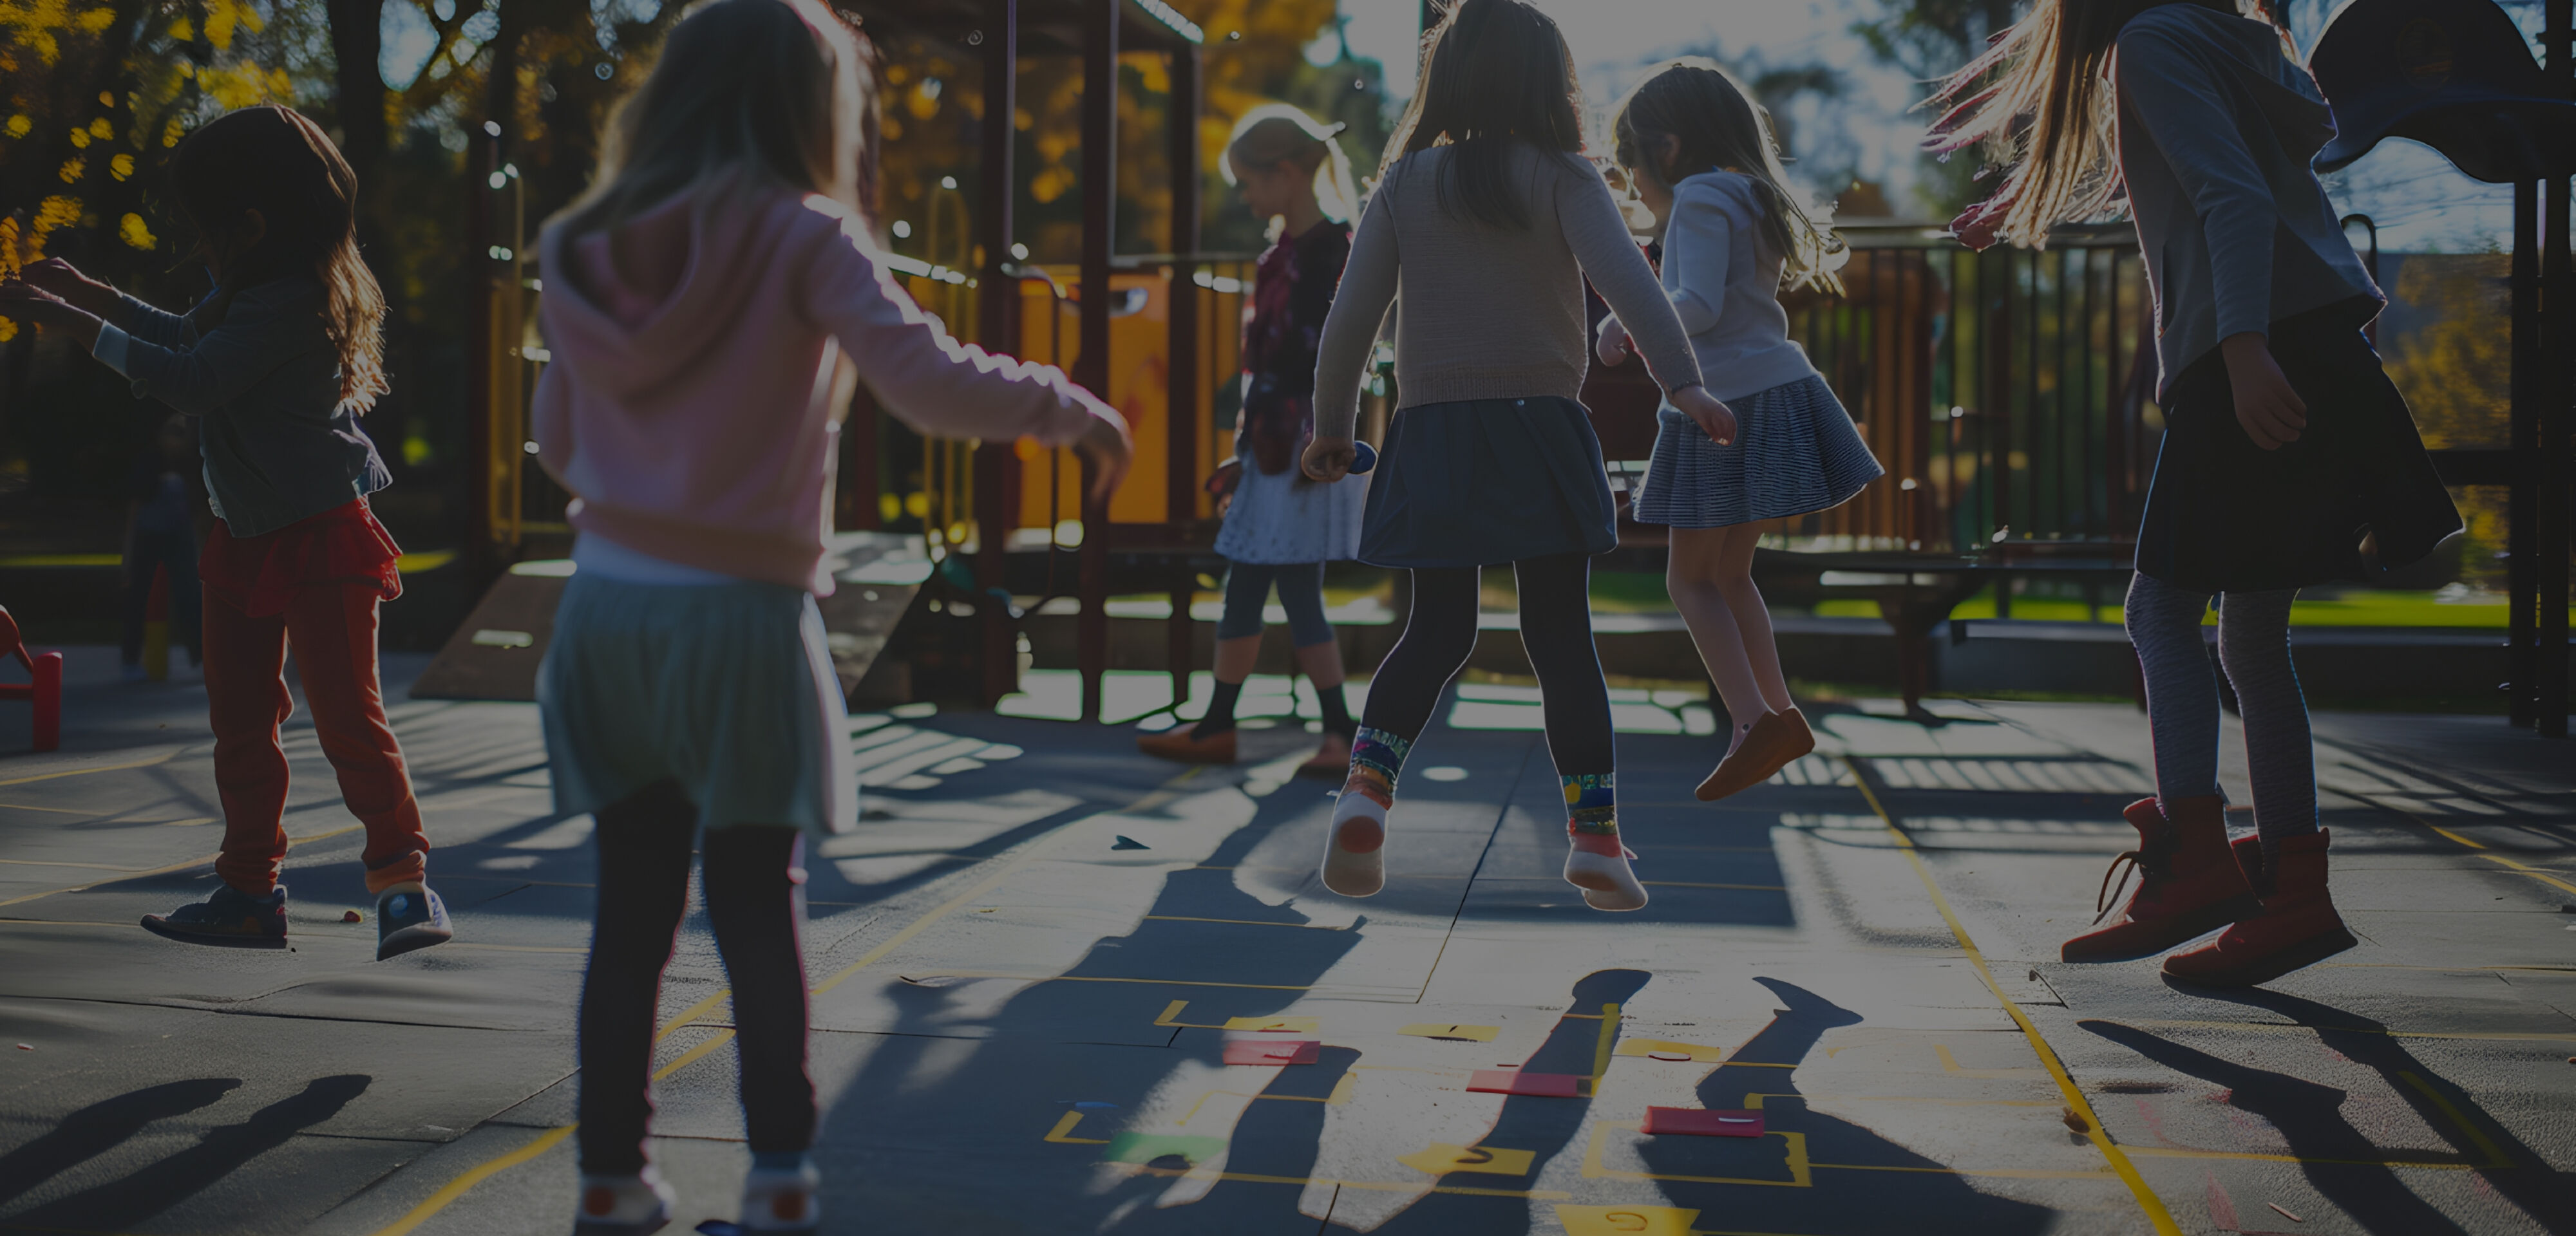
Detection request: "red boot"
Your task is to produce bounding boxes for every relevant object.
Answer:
[2061,796,2262,963]
[2163,830,2356,987]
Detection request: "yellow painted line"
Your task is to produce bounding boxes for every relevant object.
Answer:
[0,823,363,910]
[367,1126,576,1236]
[2398,1071,2512,1169]
[379,767,1212,1235]
[1844,755,2181,1236]
[896,970,1312,992]
[0,801,97,816]
[1590,1002,1621,1083]
[0,752,179,788]
[1106,1162,1574,1200]
[2356,794,2576,897]
[2122,1145,2488,1170]
[0,553,122,567]
[653,1028,737,1081]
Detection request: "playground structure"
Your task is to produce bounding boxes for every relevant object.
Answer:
[446,0,2572,734]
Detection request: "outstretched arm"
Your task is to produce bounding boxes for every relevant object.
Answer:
[1558,168,1703,397]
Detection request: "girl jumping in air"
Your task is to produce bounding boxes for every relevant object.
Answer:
[2,106,451,962]
[533,1,1129,1229]
[1140,104,1365,778]
[1926,0,2458,986]
[1306,0,1732,912]
[1595,59,1882,802]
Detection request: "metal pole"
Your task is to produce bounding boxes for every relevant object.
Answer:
[1165,44,1203,710]
[462,125,495,573]
[2542,0,2572,736]
[1076,0,1119,723]
[974,0,1020,707]
[2512,182,2539,727]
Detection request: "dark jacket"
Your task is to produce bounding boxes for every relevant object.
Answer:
[96,276,390,538]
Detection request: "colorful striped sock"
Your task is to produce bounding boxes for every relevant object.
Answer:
[1563,772,1617,835]
[1344,726,1413,807]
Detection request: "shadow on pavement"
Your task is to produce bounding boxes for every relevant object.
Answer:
[6,1074,370,1231]
[0,1078,242,1209]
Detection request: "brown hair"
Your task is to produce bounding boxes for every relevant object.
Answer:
[556,0,878,243]
[1922,0,2278,248]
[1610,58,1846,294]
[1381,0,1586,230]
[167,106,388,413]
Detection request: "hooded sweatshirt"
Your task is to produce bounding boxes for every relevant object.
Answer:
[2113,3,2382,398]
[533,187,1117,592]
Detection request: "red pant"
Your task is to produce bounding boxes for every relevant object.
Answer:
[203,581,428,897]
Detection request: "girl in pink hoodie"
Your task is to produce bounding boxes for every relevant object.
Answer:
[532,2,1128,1230]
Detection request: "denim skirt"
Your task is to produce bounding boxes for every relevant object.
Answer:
[538,574,857,837]
[1358,396,1617,568]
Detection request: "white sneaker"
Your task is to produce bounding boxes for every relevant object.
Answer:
[739,1155,821,1233]
[573,1166,675,1235]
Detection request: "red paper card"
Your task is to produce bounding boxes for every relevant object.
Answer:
[1466,1069,1584,1098]
[1643,1107,1765,1137]
[1222,1039,1320,1065]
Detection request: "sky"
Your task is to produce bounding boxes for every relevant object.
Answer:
[1334,0,2520,251]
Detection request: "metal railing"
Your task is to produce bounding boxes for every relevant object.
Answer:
[1777,221,2152,558]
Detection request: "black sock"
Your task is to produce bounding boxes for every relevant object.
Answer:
[1193,680,1245,739]
[1315,682,1355,738]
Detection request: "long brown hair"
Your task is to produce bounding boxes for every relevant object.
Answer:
[167,106,388,413]
[555,0,877,243]
[1610,58,1847,294]
[1923,0,2275,248]
[1381,0,1586,230]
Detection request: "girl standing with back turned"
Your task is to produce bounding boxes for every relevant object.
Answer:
[1307,0,1732,912]
[1595,59,1882,803]
[534,1,1129,1228]
[1140,104,1366,777]
[1926,0,2458,986]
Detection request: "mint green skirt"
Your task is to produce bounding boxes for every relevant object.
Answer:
[538,574,857,836]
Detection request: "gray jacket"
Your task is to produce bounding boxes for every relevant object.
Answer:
[2115,3,2381,398]
[97,276,390,538]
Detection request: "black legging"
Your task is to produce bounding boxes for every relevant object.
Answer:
[578,780,813,1175]
[1361,552,1613,776]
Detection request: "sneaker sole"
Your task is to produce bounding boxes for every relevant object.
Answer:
[2163,925,2360,989]
[2060,892,2264,964]
[377,924,455,960]
[140,919,288,950]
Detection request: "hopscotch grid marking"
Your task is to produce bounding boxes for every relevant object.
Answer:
[1842,754,2183,1236]
[362,765,1209,1236]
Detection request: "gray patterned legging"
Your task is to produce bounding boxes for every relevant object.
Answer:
[2124,572,2316,854]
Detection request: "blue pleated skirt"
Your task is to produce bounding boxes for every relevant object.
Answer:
[1358,396,1617,568]
[1631,375,1884,528]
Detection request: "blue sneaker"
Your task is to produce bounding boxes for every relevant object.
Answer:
[142,883,289,949]
[375,883,453,960]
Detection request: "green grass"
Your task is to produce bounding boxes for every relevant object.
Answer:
[1819,588,2508,628]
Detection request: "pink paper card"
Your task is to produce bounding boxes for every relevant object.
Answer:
[1642,1107,1765,1137]
[1466,1069,1584,1098]
[1221,1039,1320,1066]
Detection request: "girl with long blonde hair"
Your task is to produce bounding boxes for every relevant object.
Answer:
[1925,0,2456,988]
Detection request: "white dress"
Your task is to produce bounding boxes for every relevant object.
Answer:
[1213,444,1368,565]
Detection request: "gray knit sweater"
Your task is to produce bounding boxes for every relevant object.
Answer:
[1312,142,1703,440]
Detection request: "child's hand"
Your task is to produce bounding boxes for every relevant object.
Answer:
[1596,315,1631,367]
[1075,416,1133,507]
[16,258,118,318]
[0,279,84,330]
[1302,435,1356,483]
[1671,384,1737,445]
[2219,332,2305,450]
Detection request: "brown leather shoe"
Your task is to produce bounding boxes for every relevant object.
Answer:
[2061,795,2262,963]
[1695,709,1817,801]
[1296,731,1353,780]
[2163,830,2355,987]
[1138,726,1236,764]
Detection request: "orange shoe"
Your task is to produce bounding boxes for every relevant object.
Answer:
[1296,731,1354,780]
[1694,709,1816,801]
[2061,795,2261,963]
[2163,830,2355,987]
[1138,726,1236,765]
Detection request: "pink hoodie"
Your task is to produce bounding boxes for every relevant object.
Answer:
[533,187,1117,593]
